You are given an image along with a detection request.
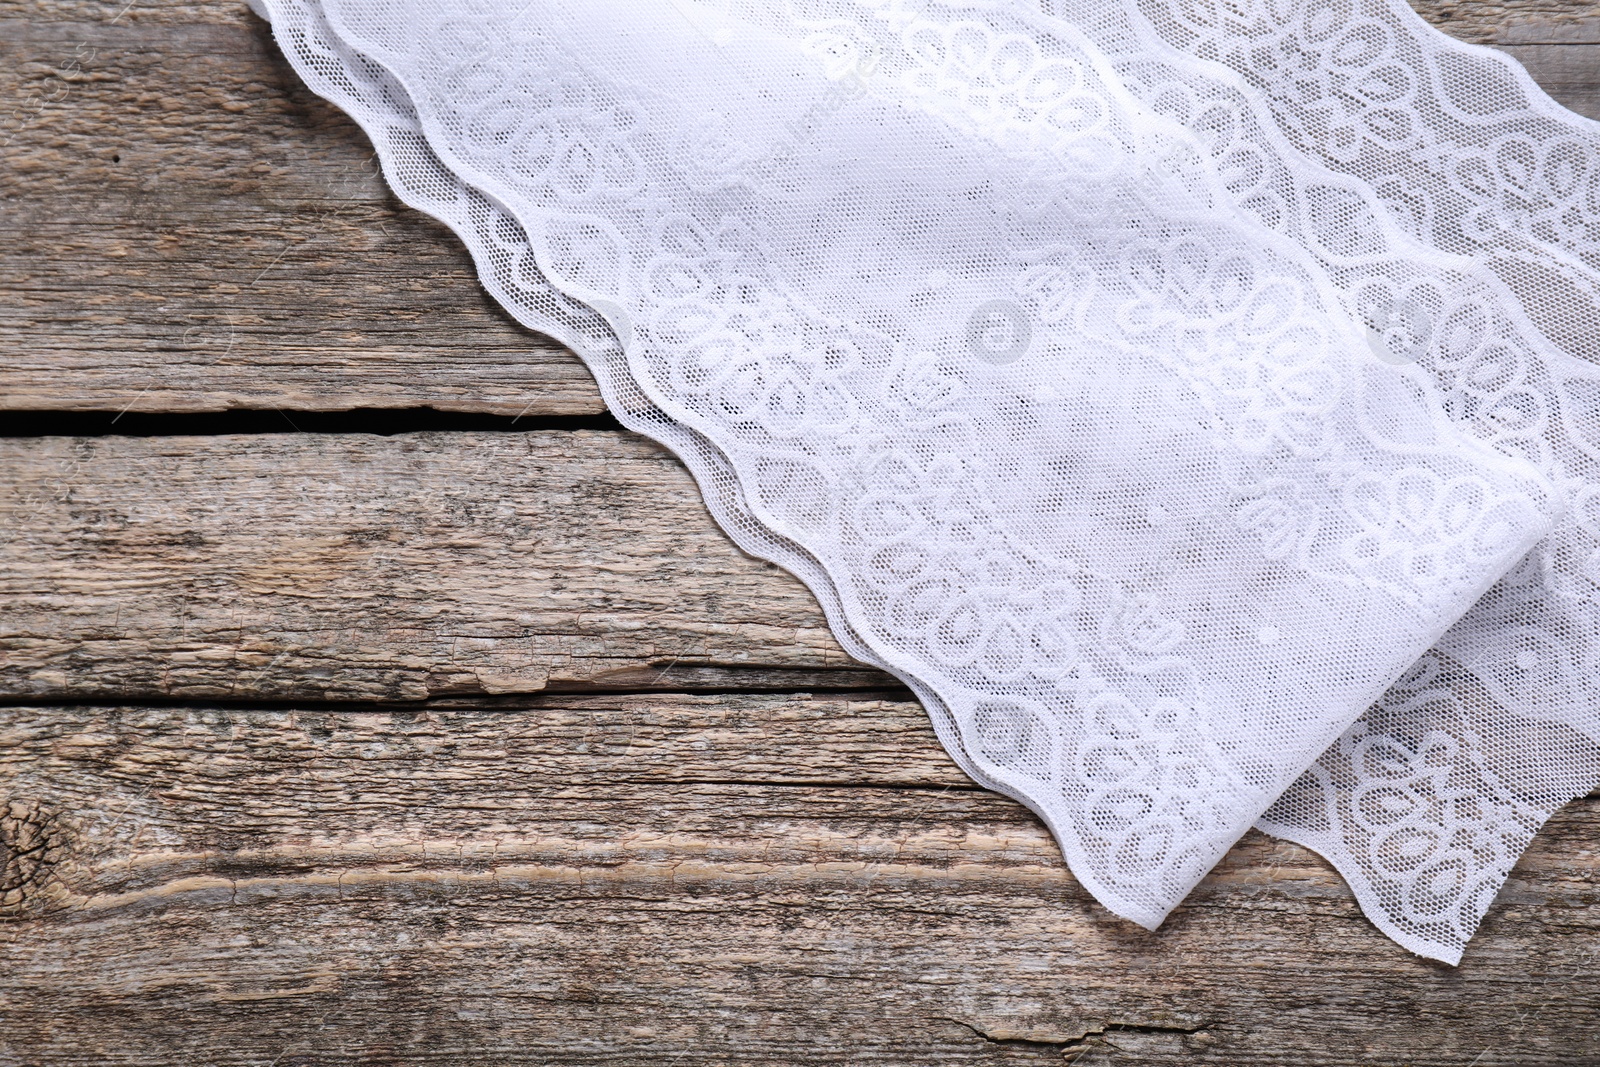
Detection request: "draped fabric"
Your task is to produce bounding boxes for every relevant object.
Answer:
[251,0,1600,963]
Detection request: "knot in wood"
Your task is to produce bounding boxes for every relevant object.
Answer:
[0,799,62,916]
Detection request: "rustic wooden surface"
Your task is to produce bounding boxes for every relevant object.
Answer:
[5,0,1600,1063]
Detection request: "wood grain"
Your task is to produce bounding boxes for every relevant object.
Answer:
[0,432,891,701]
[1,1,1596,417]
[0,12,601,417]
[1413,0,1600,41]
[4,698,1600,1066]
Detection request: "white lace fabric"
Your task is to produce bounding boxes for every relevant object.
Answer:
[252,0,1600,962]
[1054,0,1600,961]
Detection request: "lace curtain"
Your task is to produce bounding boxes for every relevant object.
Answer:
[250,0,1600,963]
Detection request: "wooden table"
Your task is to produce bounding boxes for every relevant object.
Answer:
[5,2,1600,1063]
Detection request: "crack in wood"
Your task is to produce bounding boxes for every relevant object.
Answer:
[945,1016,1216,1053]
[0,799,64,915]
[0,408,625,438]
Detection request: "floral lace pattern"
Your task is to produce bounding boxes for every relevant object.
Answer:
[253,0,1598,959]
[1031,0,1600,962]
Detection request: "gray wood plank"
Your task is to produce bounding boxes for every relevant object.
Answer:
[1500,16,1600,43]
[0,432,891,701]
[3,698,1600,1066]
[0,13,601,417]
[1415,0,1600,42]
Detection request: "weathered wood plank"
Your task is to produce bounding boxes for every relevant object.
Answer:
[1500,18,1600,117]
[3,697,1600,1066]
[1,2,1596,416]
[0,432,892,701]
[0,13,601,417]
[1414,0,1600,41]
[1501,14,1600,41]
